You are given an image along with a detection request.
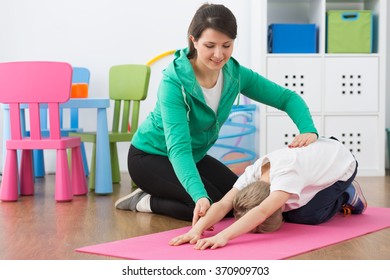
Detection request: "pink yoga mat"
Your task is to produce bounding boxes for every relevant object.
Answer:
[76,207,390,260]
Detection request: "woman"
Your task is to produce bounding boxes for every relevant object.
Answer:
[115,3,318,223]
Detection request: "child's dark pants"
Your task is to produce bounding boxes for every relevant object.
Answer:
[283,161,358,225]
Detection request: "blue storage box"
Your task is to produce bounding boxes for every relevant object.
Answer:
[268,23,317,53]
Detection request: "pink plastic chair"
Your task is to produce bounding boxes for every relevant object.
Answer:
[0,61,88,202]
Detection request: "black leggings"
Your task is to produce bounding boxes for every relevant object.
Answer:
[127,145,238,221]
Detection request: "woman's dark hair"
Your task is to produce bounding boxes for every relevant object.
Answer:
[187,3,237,59]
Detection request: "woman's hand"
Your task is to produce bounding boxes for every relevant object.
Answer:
[192,197,211,226]
[288,132,317,148]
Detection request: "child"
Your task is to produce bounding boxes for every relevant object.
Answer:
[169,137,367,250]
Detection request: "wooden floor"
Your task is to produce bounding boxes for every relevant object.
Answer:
[0,172,389,260]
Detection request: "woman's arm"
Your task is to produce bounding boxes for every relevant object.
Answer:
[158,81,211,204]
[194,190,290,250]
[169,188,238,246]
[239,66,318,138]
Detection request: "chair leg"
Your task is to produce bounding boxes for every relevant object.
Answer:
[20,150,35,196]
[1,149,19,201]
[88,143,96,191]
[110,142,121,184]
[67,142,89,177]
[55,149,73,202]
[80,143,89,177]
[71,146,88,196]
[32,149,45,178]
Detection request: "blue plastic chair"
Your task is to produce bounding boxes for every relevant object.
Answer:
[64,67,91,129]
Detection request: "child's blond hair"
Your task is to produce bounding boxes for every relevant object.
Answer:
[233,181,284,233]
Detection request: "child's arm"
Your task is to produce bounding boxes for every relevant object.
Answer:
[194,190,290,250]
[169,188,238,246]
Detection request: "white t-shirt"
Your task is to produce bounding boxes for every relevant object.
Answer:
[233,137,357,211]
[201,70,223,113]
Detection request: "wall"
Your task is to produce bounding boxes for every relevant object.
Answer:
[386,0,390,168]
[0,0,252,173]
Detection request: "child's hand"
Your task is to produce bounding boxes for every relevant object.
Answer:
[193,235,228,250]
[169,231,201,246]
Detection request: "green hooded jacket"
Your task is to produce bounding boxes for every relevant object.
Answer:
[131,48,317,203]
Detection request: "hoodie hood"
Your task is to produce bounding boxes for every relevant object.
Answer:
[163,48,204,105]
[163,48,241,105]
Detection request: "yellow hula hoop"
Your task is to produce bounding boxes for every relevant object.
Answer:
[146,50,176,66]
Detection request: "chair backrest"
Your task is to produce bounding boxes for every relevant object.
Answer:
[0,61,73,140]
[72,67,90,84]
[65,67,91,127]
[109,64,151,133]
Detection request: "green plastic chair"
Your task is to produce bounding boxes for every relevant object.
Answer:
[70,64,151,190]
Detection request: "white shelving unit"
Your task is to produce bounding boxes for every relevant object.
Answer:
[251,0,387,176]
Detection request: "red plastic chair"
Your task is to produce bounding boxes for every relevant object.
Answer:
[0,61,88,202]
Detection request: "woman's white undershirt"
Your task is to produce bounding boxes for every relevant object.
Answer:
[201,70,223,113]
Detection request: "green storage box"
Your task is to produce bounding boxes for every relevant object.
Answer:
[327,10,373,53]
